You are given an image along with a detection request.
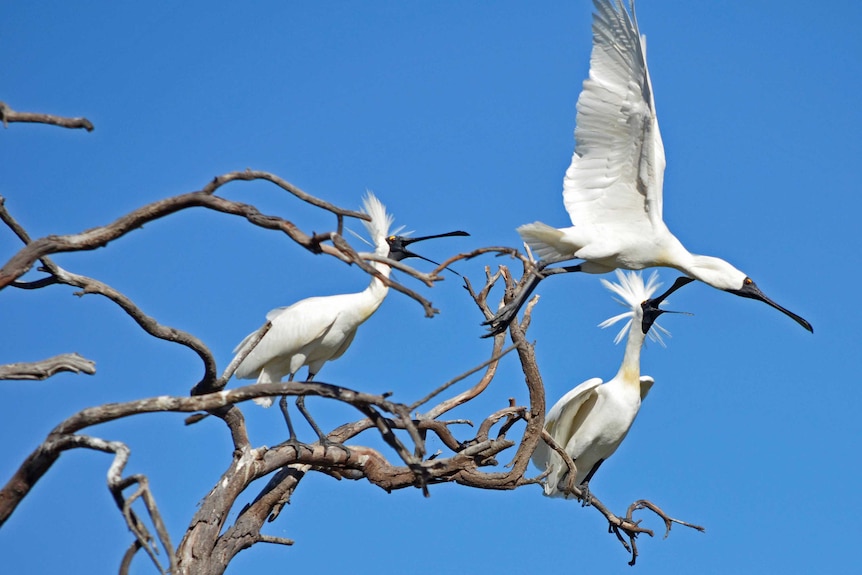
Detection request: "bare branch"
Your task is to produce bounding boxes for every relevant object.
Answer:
[0,101,94,131]
[2,129,702,570]
[199,170,369,221]
[0,381,415,525]
[59,265,220,387]
[626,499,705,537]
[212,322,273,391]
[0,188,331,288]
[0,181,445,321]
[0,353,95,380]
[13,434,176,574]
[333,234,438,318]
[2,195,220,387]
[416,340,514,419]
[256,535,295,546]
[118,541,143,575]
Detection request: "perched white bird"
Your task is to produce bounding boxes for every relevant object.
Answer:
[532,270,674,499]
[233,192,467,414]
[485,0,811,336]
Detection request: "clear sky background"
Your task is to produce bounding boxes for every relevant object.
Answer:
[2,1,860,573]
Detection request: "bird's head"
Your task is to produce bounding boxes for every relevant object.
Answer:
[688,256,812,332]
[726,276,813,332]
[386,231,470,273]
[358,192,469,273]
[638,275,694,336]
[361,193,396,256]
[599,270,687,346]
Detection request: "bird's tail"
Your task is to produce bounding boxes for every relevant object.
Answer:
[541,457,572,499]
[253,396,275,408]
[517,221,571,261]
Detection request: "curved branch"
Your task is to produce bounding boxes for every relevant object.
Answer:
[0,101,94,131]
[1,197,219,386]
[55,265,220,386]
[0,189,336,289]
[0,353,96,380]
[0,180,447,319]
[0,381,415,526]
[200,170,368,221]
[0,172,372,291]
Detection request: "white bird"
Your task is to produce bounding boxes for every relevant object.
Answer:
[532,270,674,500]
[232,192,467,437]
[484,0,811,336]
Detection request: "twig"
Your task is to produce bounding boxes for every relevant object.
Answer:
[257,535,295,546]
[538,429,581,499]
[627,499,705,537]
[0,353,95,380]
[0,101,94,131]
[410,343,518,413]
[0,381,415,525]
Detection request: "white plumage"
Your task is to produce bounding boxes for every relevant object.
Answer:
[492,0,811,333]
[233,193,397,407]
[532,270,665,498]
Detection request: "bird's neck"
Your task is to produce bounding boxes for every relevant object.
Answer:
[660,239,744,291]
[614,323,646,387]
[359,259,392,315]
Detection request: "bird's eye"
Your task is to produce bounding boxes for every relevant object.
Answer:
[744,277,753,285]
[387,236,395,241]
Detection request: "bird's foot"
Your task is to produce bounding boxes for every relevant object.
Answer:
[316,436,353,461]
[295,396,352,460]
[481,301,520,337]
[579,481,593,507]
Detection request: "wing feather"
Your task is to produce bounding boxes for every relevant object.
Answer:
[639,374,654,401]
[233,298,336,380]
[532,377,603,472]
[562,0,665,231]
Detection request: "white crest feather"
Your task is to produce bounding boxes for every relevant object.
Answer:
[598,270,671,346]
[361,192,395,251]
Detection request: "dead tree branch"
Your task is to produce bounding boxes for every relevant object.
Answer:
[0,380,419,526]
[2,108,703,570]
[0,353,96,380]
[464,259,705,563]
[0,101,94,131]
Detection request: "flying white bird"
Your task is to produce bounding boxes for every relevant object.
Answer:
[484,0,811,336]
[532,270,676,500]
[232,192,467,437]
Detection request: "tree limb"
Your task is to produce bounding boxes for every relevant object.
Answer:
[0,101,94,131]
[0,353,95,380]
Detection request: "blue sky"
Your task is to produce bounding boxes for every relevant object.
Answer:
[2,1,860,572]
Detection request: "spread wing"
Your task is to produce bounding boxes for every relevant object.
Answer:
[562,0,665,232]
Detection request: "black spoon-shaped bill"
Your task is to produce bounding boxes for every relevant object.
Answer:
[728,278,813,332]
[386,230,469,274]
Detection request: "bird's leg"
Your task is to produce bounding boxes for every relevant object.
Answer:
[482,263,582,337]
[277,374,304,447]
[578,458,605,507]
[296,377,352,459]
[278,394,301,446]
[295,395,328,442]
